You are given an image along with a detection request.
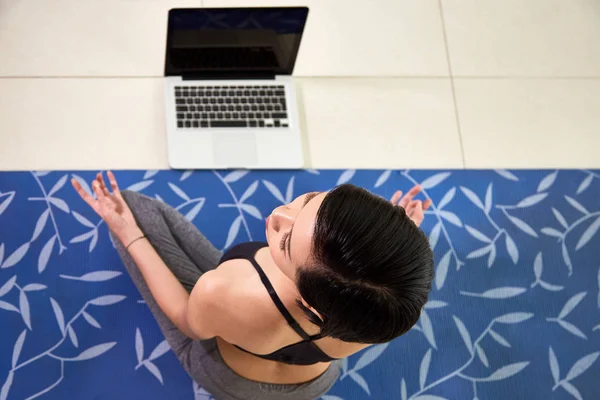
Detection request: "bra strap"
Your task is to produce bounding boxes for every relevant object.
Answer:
[248,257,312,341]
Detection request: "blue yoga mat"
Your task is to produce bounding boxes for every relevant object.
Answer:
[0,169,599,400]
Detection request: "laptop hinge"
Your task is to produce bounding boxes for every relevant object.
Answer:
[182,73,276,81]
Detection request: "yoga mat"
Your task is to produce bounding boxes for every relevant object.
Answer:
[0,169,599,400]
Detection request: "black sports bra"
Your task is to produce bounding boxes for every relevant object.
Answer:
[219,242,338,366]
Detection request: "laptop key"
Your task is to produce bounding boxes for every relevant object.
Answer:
[194,113,200,119]
[258,121,265,127]
[227,106,234,111]
[200,121,209,128]
[201,113,208,119]
[194,98,201,104]
[193,121,199,127]
[275,90,285,96]
[177,121,184,128]
[225,113,232,119]
[176,106,187,112]
[190,106,196,112]
[186,113,193,119]
[176,99,185,105]
[249,120,257,127]
[274,120,281,127]
[185,121,191,128]
[209,113,216,119]
[211,120,247,128]
[271,113,287,119]
[217,113,224,119]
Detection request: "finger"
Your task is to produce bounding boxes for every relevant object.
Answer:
[423,199,433,211]
[404,200,418,216]
[71,179,99,213]
[399,185,422,208]
[412,202,425,226]
[390,190,402,205]
[96,173,111,196]
[107,171,123,198]
[92,180,107,213]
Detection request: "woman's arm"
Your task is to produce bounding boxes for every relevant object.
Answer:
[123,227,212,340]
[71,171,213,341]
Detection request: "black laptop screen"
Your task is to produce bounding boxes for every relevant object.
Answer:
[165,8,309,77]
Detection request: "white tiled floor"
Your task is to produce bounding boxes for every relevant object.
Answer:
[1,0,599,170]
[455,79,600,168]
[442,0,600,77]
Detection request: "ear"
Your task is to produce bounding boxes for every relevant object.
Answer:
[300,297,324,322]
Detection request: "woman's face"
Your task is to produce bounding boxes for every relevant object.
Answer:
[266,191,327,281]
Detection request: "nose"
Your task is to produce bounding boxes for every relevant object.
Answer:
[271,206,295,233]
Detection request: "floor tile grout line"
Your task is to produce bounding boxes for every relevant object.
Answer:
[437,0,467,169]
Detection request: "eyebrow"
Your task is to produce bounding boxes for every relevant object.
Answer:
[287,192,320,259]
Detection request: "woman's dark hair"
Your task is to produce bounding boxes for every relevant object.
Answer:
[296,184,434,344]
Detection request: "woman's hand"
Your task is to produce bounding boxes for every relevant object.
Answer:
[390,185,432,227]
[71,171,142,245]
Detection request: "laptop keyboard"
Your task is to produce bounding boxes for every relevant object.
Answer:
[174,85,289,129]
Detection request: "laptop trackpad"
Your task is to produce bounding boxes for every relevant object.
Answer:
[213,132,258,167]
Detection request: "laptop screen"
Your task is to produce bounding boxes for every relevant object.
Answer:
[165,8,309,77]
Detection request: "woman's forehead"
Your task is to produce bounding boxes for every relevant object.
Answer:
[290,192,328,265]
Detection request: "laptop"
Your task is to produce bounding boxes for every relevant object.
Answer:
[164,7,309,169]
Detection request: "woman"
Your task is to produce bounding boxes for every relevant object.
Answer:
[71,171,434,400]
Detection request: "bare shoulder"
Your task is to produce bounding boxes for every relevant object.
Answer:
[188,263,278,342]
